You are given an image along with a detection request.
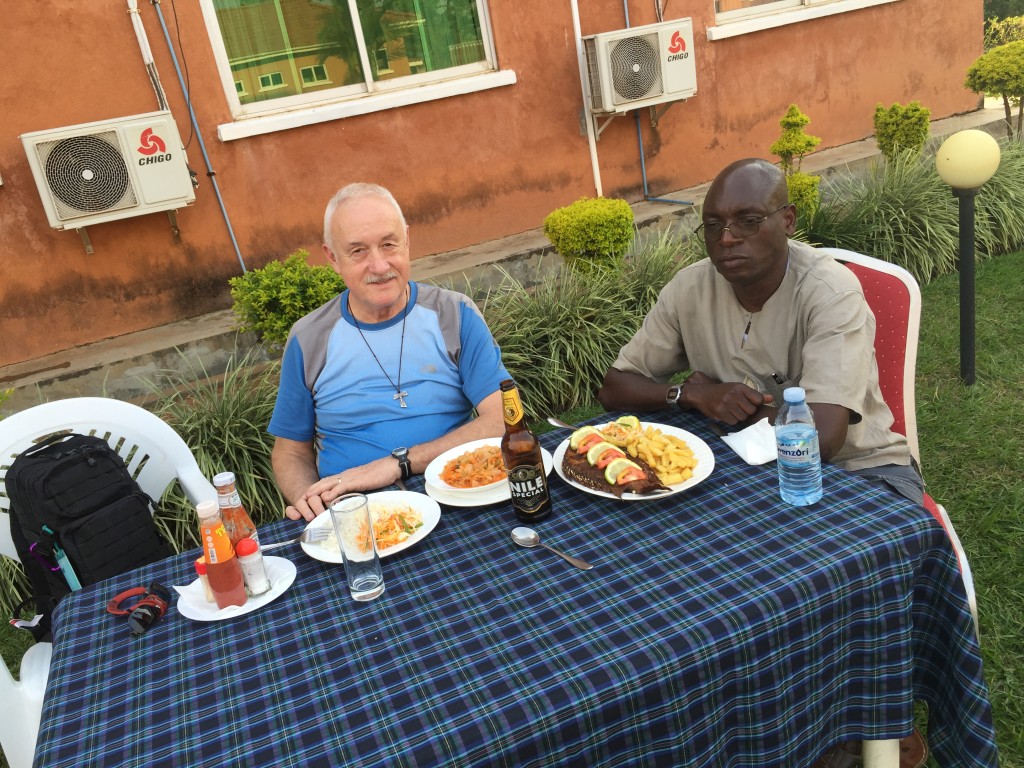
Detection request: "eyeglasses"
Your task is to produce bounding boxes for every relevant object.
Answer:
[696,204,789,242]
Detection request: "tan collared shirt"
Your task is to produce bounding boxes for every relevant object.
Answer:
[613,240,910,471]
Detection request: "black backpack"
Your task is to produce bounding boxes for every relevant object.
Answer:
[6,432,172,641]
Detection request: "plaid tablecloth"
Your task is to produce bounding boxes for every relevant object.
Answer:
[33,411,998,767]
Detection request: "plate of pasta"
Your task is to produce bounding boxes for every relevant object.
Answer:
[301,491,441,563]
[424,438,509,493]
[423,438,554,507]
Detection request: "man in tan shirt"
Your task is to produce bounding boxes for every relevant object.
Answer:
[598,158,921,503]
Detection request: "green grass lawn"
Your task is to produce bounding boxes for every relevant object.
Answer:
[2,251,1023,768]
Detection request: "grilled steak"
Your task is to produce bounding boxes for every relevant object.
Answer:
[561,447,668,498]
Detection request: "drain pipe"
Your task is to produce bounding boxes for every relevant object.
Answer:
[128,0,170,111]
[145,0,248,273]
[635,112,692,205]
[570,0,603,196]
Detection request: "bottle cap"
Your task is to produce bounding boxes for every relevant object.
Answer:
[213,472,236,487]
[196,500,219,520]
[235,537,258,557]
[194,556,207,575]
[783,386,806,403]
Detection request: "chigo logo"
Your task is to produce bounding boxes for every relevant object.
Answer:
[137,127,172,165]
[666,30,689,62]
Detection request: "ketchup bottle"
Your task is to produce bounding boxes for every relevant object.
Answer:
[213,472,259,546]
[196,500,247,609]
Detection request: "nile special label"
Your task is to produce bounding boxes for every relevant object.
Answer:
[508,463,548,513]
[502,389,524,425]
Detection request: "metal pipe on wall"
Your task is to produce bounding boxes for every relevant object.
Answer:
[147,0,248,273]
[569,0,604,197]
[128,0,170,111]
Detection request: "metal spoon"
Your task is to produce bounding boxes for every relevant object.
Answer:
[511,527,594,570]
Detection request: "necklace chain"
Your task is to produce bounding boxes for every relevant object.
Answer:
[351,301,409,408]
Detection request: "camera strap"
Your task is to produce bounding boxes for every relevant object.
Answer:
[106,586,149,616]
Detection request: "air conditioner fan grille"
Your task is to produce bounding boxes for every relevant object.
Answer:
[609,33,662,103]
[41,133,136,218]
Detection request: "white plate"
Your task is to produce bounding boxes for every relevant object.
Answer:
[423,438,509,493]
[300,490,441,563]
[553,421,715,501]
[423,447,554,507]
[174,556,296,622]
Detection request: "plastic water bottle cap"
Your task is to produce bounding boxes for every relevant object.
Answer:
[783,387,806,403]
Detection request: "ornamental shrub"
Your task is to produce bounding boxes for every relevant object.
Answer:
[229,250,346,346]
[965,40,1024,139]
[786,171,822,219]
[542,196,635,269]
[873,101,931,160]
[985,15,1024,49]
[769,104,821,174]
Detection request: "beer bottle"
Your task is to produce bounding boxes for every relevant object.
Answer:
[499,379,552,522]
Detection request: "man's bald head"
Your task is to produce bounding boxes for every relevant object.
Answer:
[705,159,789,212]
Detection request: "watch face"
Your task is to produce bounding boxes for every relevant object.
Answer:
[666,386,681,405]
[392,447,408,459]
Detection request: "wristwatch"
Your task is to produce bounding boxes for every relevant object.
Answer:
[666,384,684,408]
[391,447,412,480]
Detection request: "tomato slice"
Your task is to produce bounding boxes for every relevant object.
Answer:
[576,433,605,453]
[616,466,647,485]
[595,448,626,469]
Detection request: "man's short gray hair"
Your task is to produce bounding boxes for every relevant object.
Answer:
[323,183,407,253]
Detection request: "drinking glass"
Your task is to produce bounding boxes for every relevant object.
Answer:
[328,493,385,601]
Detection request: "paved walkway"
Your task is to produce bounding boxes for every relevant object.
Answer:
[0,106,1006,413]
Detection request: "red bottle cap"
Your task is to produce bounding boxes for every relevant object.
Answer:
[235,537,258,556]
[194,556,207,575]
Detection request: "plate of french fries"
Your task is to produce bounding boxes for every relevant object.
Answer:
[553,419,715,500]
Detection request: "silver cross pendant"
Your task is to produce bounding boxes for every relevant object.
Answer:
[394,390,409,408]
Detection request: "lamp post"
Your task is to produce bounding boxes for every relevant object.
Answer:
[935,129,1001,385]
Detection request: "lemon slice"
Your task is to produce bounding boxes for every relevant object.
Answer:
[586,441,619,465]
[569,425,600,450]
[615,415,641,430]
[604,457,640,484]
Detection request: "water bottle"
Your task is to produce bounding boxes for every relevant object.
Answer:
[775,387,823,506]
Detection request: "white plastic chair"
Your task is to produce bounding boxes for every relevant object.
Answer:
[0,397,217,768]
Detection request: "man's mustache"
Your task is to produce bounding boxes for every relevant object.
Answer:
[365,271,399,284]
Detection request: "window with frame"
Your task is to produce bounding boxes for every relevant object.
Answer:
[206,0,494,115]
[710,0,902,37]
[716,0,802,16]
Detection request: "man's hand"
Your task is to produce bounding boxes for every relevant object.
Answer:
[319,456,402,506]
[682,371,774,425]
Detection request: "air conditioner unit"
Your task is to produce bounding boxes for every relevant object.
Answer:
[20,111,195,230]
[583,19,697,114]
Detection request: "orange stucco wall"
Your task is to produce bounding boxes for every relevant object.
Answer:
[0,0,982,367]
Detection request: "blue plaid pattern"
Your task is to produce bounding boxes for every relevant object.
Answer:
[33,411,997,767]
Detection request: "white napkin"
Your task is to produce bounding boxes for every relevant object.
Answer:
[720,418,778,465]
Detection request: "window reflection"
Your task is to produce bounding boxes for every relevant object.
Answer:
[214,0,487,105]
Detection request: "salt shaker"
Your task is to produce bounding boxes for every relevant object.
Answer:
[235,537,272,596]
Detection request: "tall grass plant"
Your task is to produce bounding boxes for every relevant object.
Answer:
[146,348,284,551]
[481,225,696,419]
[807,151,965,283]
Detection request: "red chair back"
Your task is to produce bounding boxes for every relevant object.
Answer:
[819,248,921,462]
